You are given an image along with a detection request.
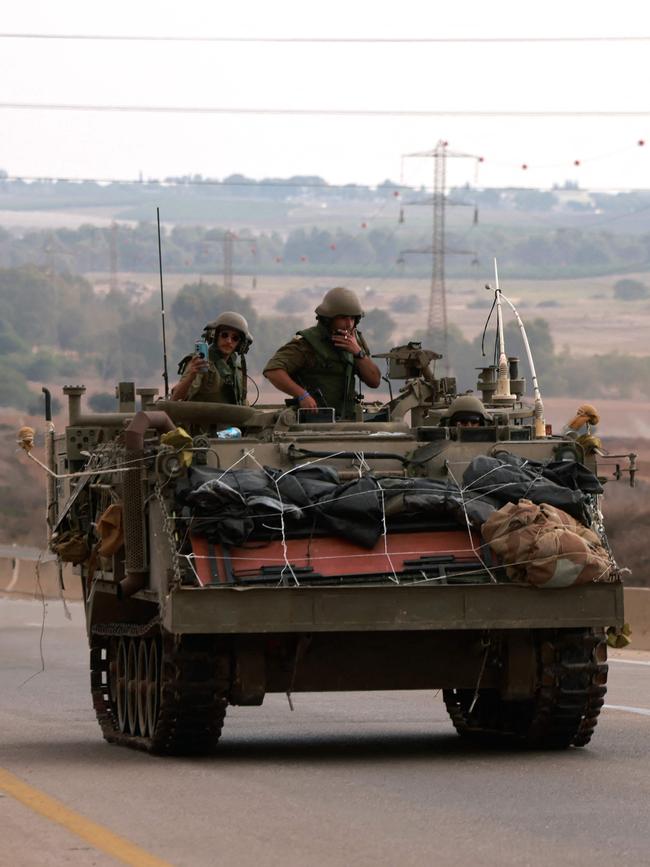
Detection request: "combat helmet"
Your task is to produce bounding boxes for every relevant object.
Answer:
[315,287,365,320]
[442,394,493,426]
[204,312,253,353]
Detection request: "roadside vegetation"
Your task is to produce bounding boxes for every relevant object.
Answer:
[1,265,650,411]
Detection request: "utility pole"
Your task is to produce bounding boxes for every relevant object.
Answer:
[223,230,234,292]
[403,141,481,372]
[109,221,118,294]
[219,231,257,292]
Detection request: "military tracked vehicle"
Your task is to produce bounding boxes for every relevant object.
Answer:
[35,329,634,755]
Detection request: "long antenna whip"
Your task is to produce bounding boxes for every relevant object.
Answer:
[157,207,170,398]
[498,292,546,438]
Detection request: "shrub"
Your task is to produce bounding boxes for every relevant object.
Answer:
[613,279,649,301]
[88,391,117,411]
[389,294,421,314]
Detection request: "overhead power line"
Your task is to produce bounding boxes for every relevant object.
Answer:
[1,32,649,43]
[1,102,649,118]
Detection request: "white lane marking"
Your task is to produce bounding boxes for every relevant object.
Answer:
[605,704,650,717]
[609,658,650,667]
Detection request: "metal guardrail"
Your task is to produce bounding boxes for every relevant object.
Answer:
[0,544,56,562]
[0,544,57,595]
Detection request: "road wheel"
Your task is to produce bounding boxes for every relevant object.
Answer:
[137,639,149,737]
[146,638,160,738]
[116,638,128,734]
[126,638,138,735]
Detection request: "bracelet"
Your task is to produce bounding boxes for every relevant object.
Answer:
[297,391,311,402]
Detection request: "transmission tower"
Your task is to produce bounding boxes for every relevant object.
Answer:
[403,141,481,371]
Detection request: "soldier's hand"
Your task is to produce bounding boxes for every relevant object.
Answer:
[187,354,208,376]
[332,329,361,355]
[298,395,319,411]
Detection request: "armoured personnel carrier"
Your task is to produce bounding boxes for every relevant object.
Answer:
[31,334,633,755]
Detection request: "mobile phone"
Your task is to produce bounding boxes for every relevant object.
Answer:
[194,339,209,359]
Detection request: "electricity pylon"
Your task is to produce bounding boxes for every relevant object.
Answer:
[403,141,481,371]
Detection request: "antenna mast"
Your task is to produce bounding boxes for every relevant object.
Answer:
[156,207,170,399]
[429,140,448,359]
[491,258,515,403]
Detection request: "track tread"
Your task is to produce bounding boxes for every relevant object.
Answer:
[443,629,608,749]
[90,632,230,755]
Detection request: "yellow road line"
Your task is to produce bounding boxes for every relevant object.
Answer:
[0,767,172,867]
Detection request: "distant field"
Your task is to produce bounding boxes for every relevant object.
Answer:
[87,269,650,358]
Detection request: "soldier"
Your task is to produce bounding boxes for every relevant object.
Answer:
[263,287,382,419]
[441,394,493,427]
[171,311,252,405]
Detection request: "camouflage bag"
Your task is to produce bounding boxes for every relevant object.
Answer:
[96,503,124,557]
[482,499,613,587]
[51,530,89,565]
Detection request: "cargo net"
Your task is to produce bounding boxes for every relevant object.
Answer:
[172,448,619,590]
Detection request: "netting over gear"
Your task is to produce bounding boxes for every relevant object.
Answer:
[315,287,365,319]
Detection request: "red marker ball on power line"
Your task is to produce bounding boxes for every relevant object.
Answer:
[639,140,646,147]
[361,222,367,229]
[521,164,528,170]
[574,159,581,166]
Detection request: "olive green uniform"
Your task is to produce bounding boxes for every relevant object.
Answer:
[263,323,371,419]
[178,346,246,405]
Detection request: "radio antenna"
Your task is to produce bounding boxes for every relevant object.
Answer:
[491,258,514,403]
[157,207,170,398]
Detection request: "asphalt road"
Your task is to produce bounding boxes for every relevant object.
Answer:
[1,598,649,867]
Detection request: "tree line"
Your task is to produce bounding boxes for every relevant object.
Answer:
[1,266,649,414]
[2,222,650,280]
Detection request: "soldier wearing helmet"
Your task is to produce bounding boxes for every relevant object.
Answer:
[263,286,381,419]
[172,311,252,405]
[441,394,493,427]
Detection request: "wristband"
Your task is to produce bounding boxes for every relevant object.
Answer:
[297,391,311,402]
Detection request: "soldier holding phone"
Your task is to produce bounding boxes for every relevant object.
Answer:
[172,311,252,405]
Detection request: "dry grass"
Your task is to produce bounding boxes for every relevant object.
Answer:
[89,269,650,357]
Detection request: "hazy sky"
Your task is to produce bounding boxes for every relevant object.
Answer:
[2,0,649,192]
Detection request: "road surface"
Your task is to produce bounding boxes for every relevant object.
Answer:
[1,598,649,867]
